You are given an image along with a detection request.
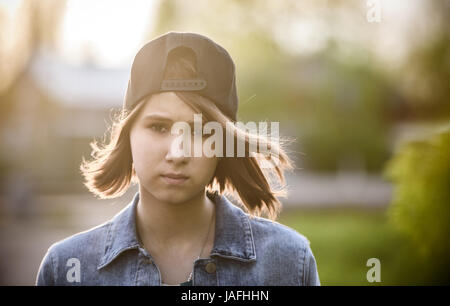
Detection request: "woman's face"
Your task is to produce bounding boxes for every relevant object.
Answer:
[129,91,219,203]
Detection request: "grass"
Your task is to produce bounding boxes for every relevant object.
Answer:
[277,206,432,285]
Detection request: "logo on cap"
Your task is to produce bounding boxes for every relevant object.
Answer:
[161,78,207,91]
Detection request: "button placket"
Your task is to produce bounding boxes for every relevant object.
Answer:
[192,259,217,285]
[136,247,161,286]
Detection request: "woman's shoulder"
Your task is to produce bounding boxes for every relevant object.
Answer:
[246,214,312,250]
[47,221,111,257]
[221,195,311,250]
[245,214,321,285]
[45,200,134,259]
[36,221,112,285]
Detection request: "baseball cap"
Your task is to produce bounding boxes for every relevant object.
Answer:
[123,31,239,121]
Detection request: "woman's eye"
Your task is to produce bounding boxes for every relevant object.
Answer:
[149,124,168,133]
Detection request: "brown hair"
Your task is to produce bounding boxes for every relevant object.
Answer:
[80,47,295,220]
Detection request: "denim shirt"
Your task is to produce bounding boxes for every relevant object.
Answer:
[36,190,320,286]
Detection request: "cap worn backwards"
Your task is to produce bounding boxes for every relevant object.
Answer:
[123,31,239,121]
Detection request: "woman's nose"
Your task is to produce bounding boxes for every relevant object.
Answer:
[165,134,190,162]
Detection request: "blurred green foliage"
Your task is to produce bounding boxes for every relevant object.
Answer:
[400,1,450,119]
[383,128,450,282]
[234,40,393,173]
[279,208,431,285]
[289,46,392,173]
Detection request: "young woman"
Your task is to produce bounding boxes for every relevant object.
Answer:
[36,32,320,286]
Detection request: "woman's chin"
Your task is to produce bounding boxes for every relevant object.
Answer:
[150,189,192,205]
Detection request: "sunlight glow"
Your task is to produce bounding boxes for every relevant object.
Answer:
[58,0,157,68]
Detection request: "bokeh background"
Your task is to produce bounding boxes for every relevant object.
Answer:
[0,0,449,285]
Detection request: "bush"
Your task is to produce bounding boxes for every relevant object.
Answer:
[383,127,450,282]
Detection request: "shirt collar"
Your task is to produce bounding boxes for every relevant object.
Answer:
[97,190,256,270]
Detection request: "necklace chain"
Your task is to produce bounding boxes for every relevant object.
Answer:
[186,206,215,282]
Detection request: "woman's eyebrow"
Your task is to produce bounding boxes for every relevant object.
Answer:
[141,114,195,125]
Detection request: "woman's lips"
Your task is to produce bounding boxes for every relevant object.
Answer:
[160,174,189,185]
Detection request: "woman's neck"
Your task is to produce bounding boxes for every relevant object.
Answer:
[135,187,216,254]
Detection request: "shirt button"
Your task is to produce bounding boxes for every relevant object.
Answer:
[205,262,216,274]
